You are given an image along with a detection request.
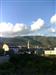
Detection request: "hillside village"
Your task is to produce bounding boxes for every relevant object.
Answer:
[0,38,56,56]
[0,36,56,56]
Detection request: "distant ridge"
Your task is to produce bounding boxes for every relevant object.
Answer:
[0,36,56,48]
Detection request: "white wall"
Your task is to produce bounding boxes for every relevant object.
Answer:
[44,50,56,55]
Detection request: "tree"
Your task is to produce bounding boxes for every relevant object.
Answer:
[0,48,4,55]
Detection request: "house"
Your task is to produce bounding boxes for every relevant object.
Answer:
[2,44,9,51]
[9,46,19,54]
[44,47,56,56]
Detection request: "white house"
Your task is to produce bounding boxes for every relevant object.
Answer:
[44,47,56,56]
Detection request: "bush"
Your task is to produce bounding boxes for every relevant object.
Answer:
[0,54,56,75]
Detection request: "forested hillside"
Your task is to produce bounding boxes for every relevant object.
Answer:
[0,36,56,48]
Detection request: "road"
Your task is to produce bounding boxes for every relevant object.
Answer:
[0,55,10,64]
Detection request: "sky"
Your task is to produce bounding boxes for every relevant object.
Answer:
[0,0,56,37]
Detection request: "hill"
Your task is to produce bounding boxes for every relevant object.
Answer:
[0,36,56,48]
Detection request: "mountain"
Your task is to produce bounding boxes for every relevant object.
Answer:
[0,36,56,48]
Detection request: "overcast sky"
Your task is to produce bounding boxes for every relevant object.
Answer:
[0,0,56,37]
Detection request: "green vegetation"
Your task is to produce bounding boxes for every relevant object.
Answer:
[0,54,56,75]
[0,48,4,55]
[2,36,56,48]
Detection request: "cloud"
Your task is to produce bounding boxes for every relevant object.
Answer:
[0,22,30,37]
[50,14,56,24]
[13,23,29,32]
[48,14,56,34]
[1,15,56,37]
[0,23,13,32]
[0,18,45,37]
[48,28,56,33]
[0,22,29,32]
[31,18,45,31]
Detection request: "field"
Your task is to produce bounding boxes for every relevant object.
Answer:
[0,54,56,75]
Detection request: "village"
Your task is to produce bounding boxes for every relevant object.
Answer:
[0,41,56,57]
